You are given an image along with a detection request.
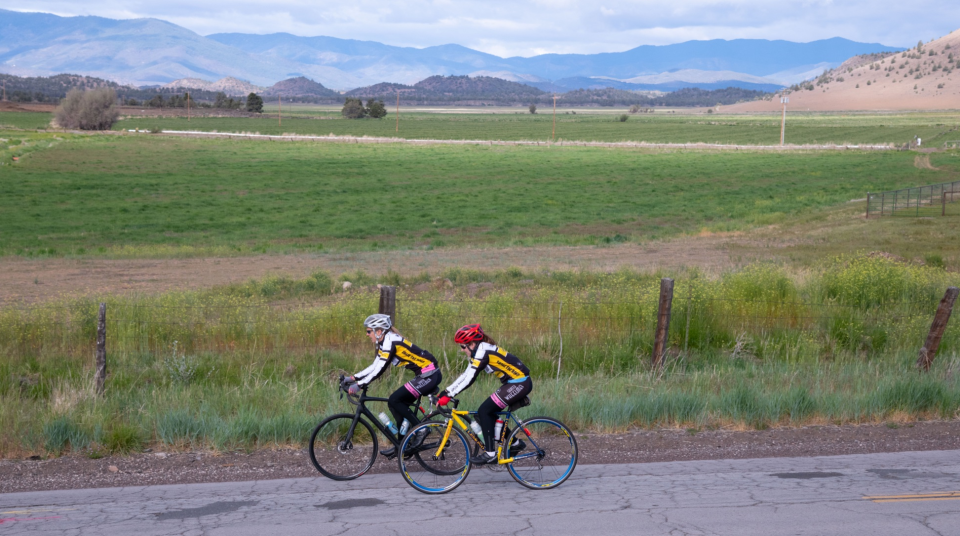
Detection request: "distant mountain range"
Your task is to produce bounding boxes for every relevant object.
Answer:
[0,9,904,92]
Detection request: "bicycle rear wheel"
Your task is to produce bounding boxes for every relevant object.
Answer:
[309,413,378,480]
[399,421,471,494]
[505,417,578,489]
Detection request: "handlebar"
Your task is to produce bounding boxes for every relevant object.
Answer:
[337,374,364,406]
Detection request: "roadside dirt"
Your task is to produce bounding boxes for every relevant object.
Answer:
[2,420,958,493]
[0,238,747,305]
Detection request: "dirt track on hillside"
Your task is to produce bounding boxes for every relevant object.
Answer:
[0,239,744,304]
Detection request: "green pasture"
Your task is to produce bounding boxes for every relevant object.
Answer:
[0,111,53,130]
[2,130,957,257]
[111,111,960,146]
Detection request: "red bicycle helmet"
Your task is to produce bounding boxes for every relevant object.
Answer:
[454,324,485,344]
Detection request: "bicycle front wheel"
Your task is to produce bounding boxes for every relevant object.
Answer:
[399,421,471,494]
[309,413,378,481]
[506,417,578,489]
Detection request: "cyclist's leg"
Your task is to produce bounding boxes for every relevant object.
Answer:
[476,397,501,452]
[492,378,533,444]
[390,371,443,433]
[388,386,418,436]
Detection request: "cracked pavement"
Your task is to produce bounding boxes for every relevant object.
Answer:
[1,450,959,535]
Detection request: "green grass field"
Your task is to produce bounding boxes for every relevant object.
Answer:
[110,111,960,145]
[3,108,960,458]
[5,108,959,146]
[2,129,957,257]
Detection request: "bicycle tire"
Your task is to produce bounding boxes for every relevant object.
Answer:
[412,424,482,476]
[309,413,378,481]
[505,417,578,490]
[399,421,471,494]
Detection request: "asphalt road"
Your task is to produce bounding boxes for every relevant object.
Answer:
[2,450,959,535]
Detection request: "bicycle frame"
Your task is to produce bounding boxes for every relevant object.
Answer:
[433,407,538,465]
[343,385,429,452]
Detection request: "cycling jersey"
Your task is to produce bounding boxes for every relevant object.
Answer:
[445,342,530,397]
[354,332,438,387]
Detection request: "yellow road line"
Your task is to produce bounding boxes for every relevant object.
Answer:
[1,508,75,514]
[864,491,960,503]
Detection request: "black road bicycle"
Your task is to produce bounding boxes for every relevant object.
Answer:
[308,375,447,480]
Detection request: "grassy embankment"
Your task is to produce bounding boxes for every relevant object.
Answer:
[2,130,957,258]
[1,255,959,457]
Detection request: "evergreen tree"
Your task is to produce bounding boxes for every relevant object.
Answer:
[246,93,263,113]
[366,99,387,118]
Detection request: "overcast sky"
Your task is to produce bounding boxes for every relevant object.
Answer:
[10,1,960,57]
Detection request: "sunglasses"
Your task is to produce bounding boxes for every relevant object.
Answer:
[459,344,469,349]
[366,329,374,334]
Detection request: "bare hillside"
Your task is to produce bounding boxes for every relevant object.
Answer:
[728,30,960,112]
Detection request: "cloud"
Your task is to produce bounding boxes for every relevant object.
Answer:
[10,0,960,56]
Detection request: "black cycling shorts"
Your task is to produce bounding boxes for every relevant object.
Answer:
[490,377,532,409]
[404,370,442,397]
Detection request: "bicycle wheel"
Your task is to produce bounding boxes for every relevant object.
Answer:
[413,422,482,476]
[399,421,471,494]
[309,413,378,481]
[505,417,578,489]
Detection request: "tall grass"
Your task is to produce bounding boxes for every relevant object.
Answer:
[1,254,958,456]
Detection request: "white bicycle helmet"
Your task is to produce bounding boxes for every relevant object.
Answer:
[363,314,393,331]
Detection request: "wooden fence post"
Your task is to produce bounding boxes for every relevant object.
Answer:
[653,278,675,368]
[917,287,959,371]
[379,285,397,327]
[95,303,106,396]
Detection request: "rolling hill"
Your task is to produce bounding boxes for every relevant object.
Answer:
[728,30,960,112]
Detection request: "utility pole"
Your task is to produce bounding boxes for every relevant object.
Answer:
[396,90,400,132]
[780,95,789,146]
[186,92,190,122]
[552,94,559,140]
[279,95,282,127]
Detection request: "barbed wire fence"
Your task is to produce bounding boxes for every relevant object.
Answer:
[2,282,957,395]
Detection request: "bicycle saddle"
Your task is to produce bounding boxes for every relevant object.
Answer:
[508,396,531,412]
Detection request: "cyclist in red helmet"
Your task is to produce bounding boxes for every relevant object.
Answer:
[437,324,531,465]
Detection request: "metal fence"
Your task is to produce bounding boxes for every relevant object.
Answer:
[866,180,960,218]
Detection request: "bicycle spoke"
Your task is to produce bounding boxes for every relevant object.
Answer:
[506,417,578,489]
[309,414,377,481]
[400,422,471,494]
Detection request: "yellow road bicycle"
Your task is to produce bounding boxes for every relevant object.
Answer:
[398,395,578,494]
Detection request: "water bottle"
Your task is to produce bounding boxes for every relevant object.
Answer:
[469,420,484,442]
[399,419,410,436]
[378,412,399,435]
[494,419,504,441]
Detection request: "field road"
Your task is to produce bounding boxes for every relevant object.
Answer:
[1,450,958,535]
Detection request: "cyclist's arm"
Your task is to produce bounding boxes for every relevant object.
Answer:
[445,354,488,397]
[354,347,394,386]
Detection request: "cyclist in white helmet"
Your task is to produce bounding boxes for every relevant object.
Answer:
[344,313,442,458]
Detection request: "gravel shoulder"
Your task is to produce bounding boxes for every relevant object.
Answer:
[3,420,959,494]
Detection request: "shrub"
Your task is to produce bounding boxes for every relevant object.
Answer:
[245,93,263,113]
[819,254,941,308]
[925,254,945,269]
[103,422,142,454]
[618,114,629,122]
[54,88,119,130]
[528,103,537,114]
[366,99,387,118]
[164,341,202,384]
[342,97,366,119]
[629,104,640,114]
